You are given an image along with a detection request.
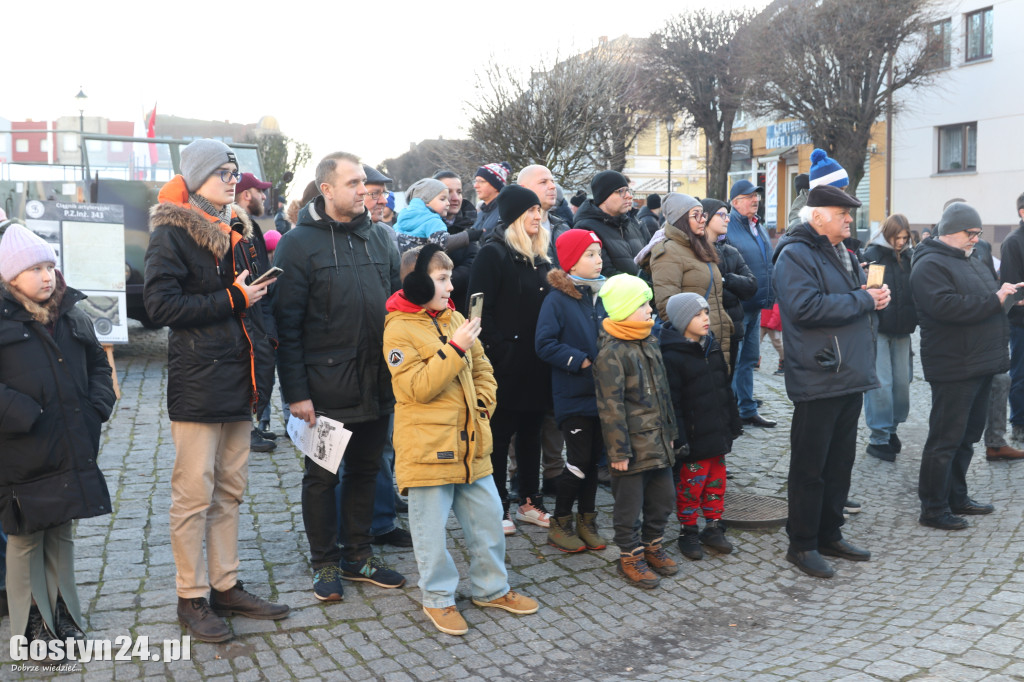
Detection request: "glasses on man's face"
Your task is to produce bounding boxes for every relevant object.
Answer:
[614,187,633,198]
[965,230,983,240]
[217,169,242,184]
[366,190,390,201]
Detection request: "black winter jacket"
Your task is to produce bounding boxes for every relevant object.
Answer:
[571,200,648,278]
[145,183,276,422]
[471,199,501,235]
[447,200,479,315]
[862,234,917,336]
[773,223,879,402]
[999,221,1024,327]
[660,328,740,461]
[272,197,401,423]
[715,238,757,336]
[468,222,552,411]
[0,278,114,534]
[637,206,661,239]
[910,237,1009,383]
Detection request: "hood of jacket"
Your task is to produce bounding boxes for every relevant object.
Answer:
[296,194,374,237]
[659,324,714,354]
[574,199,630,231]
[150,174,253,259]
[546,268,585,300]
[911,233,971,264]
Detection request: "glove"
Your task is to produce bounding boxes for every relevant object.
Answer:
[674,442,690,459]
[467,228,483,242]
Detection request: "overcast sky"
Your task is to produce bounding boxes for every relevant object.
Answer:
[4,0,767,192]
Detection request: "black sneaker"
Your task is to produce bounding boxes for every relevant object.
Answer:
[372,527,414,547]
[257,426,278,440]
[339,556,407,588]
[250,429,276,453]
[312,566,345,602]
[26,605,56,643]
[889,432,902,453]
[866,442,896,462]
[54,598,85,640]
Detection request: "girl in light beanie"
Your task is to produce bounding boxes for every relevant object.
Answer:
[0,223,115,644]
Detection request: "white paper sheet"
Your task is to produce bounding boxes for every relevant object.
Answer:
[286,414,352,474]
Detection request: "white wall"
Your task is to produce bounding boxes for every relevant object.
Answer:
[892,0,1024,227]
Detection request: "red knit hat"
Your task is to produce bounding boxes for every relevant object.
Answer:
[556,229,602,271]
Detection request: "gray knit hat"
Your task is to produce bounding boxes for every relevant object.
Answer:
[180,139,238,192]
[666,292,709,333]
[405,178,448,204]
[936,202,982,236]
[662,193,702,227]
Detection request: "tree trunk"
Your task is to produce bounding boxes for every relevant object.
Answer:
[707,136,732,202]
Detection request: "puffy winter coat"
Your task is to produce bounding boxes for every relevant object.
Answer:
[272,196,401,423]
[572,200,648,278]
[534,269,606,427]
[0,277,114,534]
[999,221,1024,328]
[647,223,734,364]
[447,200,479,316]
[773,222,879,402]
[467,223,552,411]
[910,236,1009,383]
[716,238,757,336]
[727,209,774,311]
[594,328,677,475]
[383,293,497,493]
[862,233,917,336]
[637,206,661,239]
[660,327,740,462]
[144,175,276,422]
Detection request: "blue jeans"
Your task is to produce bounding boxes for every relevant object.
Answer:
[407,476,509,609]
[1009,326,1024,426]
[732,310,762,418]
[864,333,912,444]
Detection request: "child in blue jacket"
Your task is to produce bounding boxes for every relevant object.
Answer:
[535,229,608,552]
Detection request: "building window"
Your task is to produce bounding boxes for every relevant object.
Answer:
[965,7,993,61]
[938,122,977,172]
[40,139,50,153]
[928,19,951,68]
[63,135,78,152]
[15,139,28,153]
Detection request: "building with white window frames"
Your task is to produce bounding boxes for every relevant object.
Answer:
[892,0,1024,250]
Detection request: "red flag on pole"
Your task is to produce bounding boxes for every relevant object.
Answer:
[147,104,158,167]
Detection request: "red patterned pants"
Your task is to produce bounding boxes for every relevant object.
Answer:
[676,455,727,525]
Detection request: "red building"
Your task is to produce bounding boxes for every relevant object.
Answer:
[11,121,57,163]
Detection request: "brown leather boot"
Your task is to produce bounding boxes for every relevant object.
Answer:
[177,597,231,642]
[210,581,290,620]
[643,537,679,576]
[986,445,1024,461]
[617,547,661,588]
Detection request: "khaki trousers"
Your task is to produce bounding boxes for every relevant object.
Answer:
[6,521,80,638]
[170,421,250,598]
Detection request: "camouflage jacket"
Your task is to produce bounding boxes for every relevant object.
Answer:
[594,328,678,475]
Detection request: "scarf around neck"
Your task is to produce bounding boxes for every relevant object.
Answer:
[603,317,654,341]
[189,193,232,225]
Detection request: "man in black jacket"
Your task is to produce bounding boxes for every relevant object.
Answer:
[572,170,648,279]
[273,152,406,601]
[434,170,478,314]
[773,186,888,579]
[999,192,1024,444]
[911,202,1021,531]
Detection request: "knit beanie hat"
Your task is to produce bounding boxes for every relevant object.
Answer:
[936,202,982,236]
[647,194,662,210]
[700,198,728,220]
[556,229,602,272]
[497,185,541,226]
[591,170,629,207]
[406,178,448,205]
[180,139,238,192]
[569,190,587,208]
[662,192,702,227]
[666,292,709,333]
[474,162,511,192]
[809,149,849,189]
[403,244,443,305]
[598,274,652,322]
[263,230,281,252]
[0,223,58,281]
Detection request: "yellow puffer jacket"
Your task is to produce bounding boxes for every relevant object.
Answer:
[383,295,497,493]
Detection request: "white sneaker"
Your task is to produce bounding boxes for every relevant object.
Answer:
[502,510,516,536]
[515,498,551,528]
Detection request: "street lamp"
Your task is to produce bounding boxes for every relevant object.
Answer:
[75,87,87,177]
[665,118,675,193]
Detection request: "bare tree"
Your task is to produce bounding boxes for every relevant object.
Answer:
[466,41,654,187]
[645,9,758,201]
[380,139,479,192]
[754,0,941,193]
[246,132,311,196]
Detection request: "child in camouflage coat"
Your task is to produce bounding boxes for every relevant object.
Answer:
[594,274,679,589]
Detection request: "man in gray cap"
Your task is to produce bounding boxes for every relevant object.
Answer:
[773,185,889,578]
[363,164,398,249]
[910,202,1023,531]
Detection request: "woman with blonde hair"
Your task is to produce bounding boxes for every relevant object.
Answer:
[468,185,552,534]
[862,213,917,461]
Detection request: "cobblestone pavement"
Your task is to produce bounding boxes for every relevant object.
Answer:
[5,325,1024,681]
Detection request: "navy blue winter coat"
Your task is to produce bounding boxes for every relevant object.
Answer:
[726,209,774,312]
[535,269,607,426]
[773,222,879,403]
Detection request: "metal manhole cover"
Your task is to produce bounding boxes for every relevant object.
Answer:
[722,491,788,528]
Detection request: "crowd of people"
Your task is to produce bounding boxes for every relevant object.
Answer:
[3,138,1023,645]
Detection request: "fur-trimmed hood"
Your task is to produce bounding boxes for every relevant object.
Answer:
[149,174,253,258]
[547,268,582,300]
